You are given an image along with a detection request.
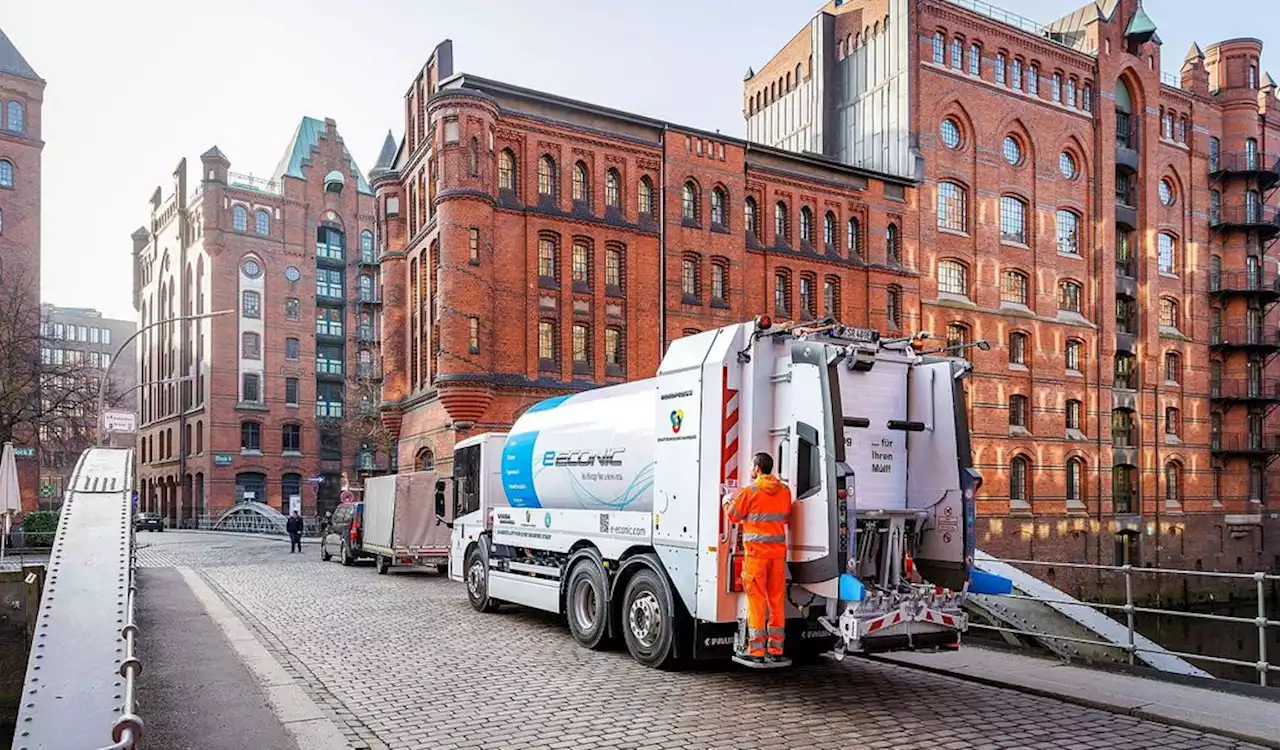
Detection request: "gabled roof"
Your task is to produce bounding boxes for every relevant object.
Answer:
[0,28,39,81]
[271,116,374,196]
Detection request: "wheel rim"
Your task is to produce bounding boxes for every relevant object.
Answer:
[628,591,662,650]
[467,558,485,600]
[572,578,598,631]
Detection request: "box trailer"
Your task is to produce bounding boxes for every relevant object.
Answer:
[361,471,453,575]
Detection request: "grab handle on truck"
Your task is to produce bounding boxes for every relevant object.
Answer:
[886,420,927,432]
[843,417,870,429]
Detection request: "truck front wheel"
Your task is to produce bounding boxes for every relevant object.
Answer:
[566,559,609,650]
[465,545,500,613]
[621,568,676,669]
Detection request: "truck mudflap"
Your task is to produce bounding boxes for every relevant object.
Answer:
[819,583,968,658]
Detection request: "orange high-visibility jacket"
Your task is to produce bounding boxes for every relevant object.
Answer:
[728,474,793,559]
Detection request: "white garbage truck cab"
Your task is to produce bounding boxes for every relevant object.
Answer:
[446,318,1001,668]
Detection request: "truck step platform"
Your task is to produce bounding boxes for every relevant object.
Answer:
[732,655,793,669]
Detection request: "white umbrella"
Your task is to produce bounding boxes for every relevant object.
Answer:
[0,442,22,560]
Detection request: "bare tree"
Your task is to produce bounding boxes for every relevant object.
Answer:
[340,369,393,478]
[0,263,118,450]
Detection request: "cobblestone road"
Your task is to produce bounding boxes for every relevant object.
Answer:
[139,532,1268,750]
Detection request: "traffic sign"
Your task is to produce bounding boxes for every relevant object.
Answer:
[340,490,354,504]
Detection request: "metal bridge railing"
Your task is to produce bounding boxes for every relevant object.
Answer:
[972,558,1280,686]
[98,534,140,750]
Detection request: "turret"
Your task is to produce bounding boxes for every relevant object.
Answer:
[1180,43,1209,97]
[370,132,408,439]
[200,146,229,185]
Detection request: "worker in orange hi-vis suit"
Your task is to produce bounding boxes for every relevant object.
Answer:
[725,452,794,665]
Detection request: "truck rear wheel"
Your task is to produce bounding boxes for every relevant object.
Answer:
[465,545,500,613]
[621,568,676,669]
[566,559,609,650]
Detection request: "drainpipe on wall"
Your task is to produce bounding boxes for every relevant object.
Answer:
[660,126,668,351]
[1093,89,1105,571]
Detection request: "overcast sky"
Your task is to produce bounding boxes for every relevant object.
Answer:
[1,0,1271,321]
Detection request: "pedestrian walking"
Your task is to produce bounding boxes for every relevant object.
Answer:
[286,511,304,553]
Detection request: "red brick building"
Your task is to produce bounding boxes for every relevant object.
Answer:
[747,0,1280,575]
[375,41,921,477]
[133,118,381,525]
[0,28,43,511]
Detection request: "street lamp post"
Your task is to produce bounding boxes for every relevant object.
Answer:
[96,310,233,447]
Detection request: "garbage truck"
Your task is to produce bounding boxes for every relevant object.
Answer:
[442,317,1009,668]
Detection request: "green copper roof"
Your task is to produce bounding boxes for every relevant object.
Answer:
[1125,2,1157,39]
[272,116,374,196]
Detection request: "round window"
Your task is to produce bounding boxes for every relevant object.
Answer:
[1059,152,1077,179]
[940,118,962,149]
[1003,136,1023,166]
[284,266,301,283]
[1159,179,1175,206]
[242,258,262,278]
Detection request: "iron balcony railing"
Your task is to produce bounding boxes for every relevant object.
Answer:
[1160,71,1181,88]
[1209,378,1280,401]
[969,558,1279,686]
[1209,151,1280,180]
[1209,204,1280,231]
[1110,489,1137,514]
[228,171,282,195]
[1209,268,1280,295]
[316,358,344,376]
[1115,112,1139,150]
[1209,325,1280,348]
[1210,432,1280,453]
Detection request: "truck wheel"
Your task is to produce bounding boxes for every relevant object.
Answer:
[341,542,353,567]
[565,559,609,650]
[377,555,391,575]
[621,568,676,669]
[465,546,499,613]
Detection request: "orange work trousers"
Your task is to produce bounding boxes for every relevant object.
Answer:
[742,555,787,657]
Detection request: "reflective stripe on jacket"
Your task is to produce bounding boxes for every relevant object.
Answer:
[727,474,793,559]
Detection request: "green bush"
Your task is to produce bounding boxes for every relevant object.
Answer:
[21,511,59,547]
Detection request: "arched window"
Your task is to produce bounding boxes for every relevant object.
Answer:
[1009,394,1029,427]
[1164,462,1181,505]
[1159,297,1179,329]
[950,37,963,70]
[745,197,759,238]
[1065,397,1082,429]
[886,222,900,263]
[6,101,23,133]
[415,448,434,471]
[937,260,968,296]
[572,161,589,202]
[1246,138,1259,170]
[681,253,700,299]
[360,229,374,259]
[1247,190,1263,222]
[359,274,375,301]
[937,181,966,232]
[498,149,516,191]
[1008,331,1028,365]
[824,211,836,248]
[638,176,654,218]
[773,268,792,315]
[932,32,945,64]
[999,195,1028,244]
[0,159,12,188]
[468,137,479,176]
[775,201,790,243]
[254,209,270,235]
[605,168,620,208]
[1158,232,1178,274]
[1056,209,1080,254]
[240,422,261,452]
[232,205,248,232]
[886,285,903,328]
[538,155,556,197]
[1009,456,1029,504]
[1066,458,1083,504]
[799,206,813,244]
[1001,269,1029,305]
[682,180,699,222]
[1059,280,1082,312]
[847,217,860,258]
[242,331,261,359]
[710,187,727,226]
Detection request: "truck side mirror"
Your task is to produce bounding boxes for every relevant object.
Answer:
[434,479,451,528]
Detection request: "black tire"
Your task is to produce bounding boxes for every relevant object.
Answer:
[565,558,610,650]
[465,545,499,613]
[377,555,391,575]
[341,541,353,567]
[620,567,676,669]
[321,539,332,562]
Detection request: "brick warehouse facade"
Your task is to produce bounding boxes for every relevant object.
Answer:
[375,41,921,479]
[132,118,381,526]
[0,29,43,511]
[746,0,1280,584]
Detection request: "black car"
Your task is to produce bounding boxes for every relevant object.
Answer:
[321,502,370,566]
[135,512,164,532]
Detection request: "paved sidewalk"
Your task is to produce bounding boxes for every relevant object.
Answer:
[874,647,1280,749]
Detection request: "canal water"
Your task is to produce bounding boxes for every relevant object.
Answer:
[1131,592,1280,684]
